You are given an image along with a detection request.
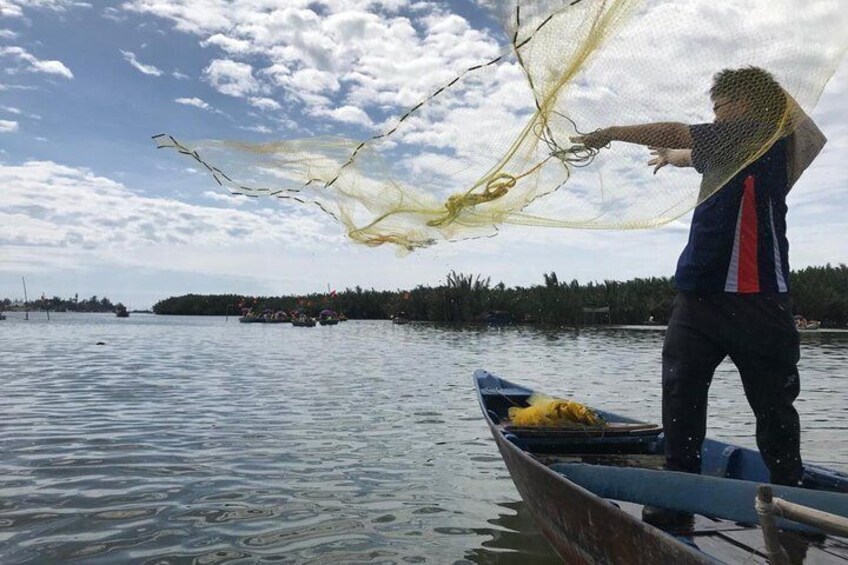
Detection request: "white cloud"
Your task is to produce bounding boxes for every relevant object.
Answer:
[122,1,502,116]
[203,58,259,97]
[0,119,18,132]
[175,97,212,111]
[0,46,73,78]
[120,49,162,76]
[0,1,23,17]
[0,0,89,15]
[249,97,281,111]
[0,29,17,39]
[0,161,339,275]
[201,33,252,55]
[203,190,247,205]
[102,6,125,22]
[312,105,372,127]
[240,124,272,134]
[172,70,189,80]
[288,68,340,94]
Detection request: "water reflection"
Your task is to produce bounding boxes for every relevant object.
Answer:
[464,501,561,564]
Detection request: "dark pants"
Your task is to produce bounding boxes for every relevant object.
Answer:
[662,292,802,485]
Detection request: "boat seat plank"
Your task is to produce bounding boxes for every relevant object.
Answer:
[689,534,769,564]
[719,530,848,563]
[536,453,666,469]
[503,422,662,438]
[613,500,751,534]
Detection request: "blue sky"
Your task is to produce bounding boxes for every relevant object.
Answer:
[1,0,846,309]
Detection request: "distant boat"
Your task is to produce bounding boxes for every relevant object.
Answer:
[115,305,129,318]
[338,313,348,322]
[239,309,288,323]
[292,316,316,327]
[392,312,410,325]
[474,370,848,564]
[795,316,821,331]
[482,310,513,326]
[318,309,339,325]
[0,313,6,321]
[261,309,288,323]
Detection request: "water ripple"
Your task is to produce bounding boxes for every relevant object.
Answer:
[1,314,846,563]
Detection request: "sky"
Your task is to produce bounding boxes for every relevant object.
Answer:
[1,0,846,309]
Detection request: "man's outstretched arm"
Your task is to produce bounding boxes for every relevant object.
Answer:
[570,123,694,149]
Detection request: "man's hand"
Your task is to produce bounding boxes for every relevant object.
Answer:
[648,147,692,174]
[570,128,612,149]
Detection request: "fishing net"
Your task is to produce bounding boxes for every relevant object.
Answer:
[154,0,846,252]
[508,393,604,427]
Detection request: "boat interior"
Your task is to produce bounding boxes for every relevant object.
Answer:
[481,377,848,490]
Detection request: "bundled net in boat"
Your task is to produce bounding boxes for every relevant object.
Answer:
[508,393,604,428]
[154,0,846,252]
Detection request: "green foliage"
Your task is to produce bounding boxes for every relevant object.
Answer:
[0,295,117,313]
[790,264,848,327]
[145,264,847,327]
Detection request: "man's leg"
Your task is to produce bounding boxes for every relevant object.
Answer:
[728,297,803,486]
[662,294,726,474]
[645,294,725,530]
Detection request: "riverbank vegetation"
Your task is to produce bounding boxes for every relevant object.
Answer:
[1,295,123,313]
[150,264,848,327]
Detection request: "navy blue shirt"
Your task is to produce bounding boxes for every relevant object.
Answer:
[674,121,791,294]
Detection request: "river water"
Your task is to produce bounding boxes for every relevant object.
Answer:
[1,313,846,564]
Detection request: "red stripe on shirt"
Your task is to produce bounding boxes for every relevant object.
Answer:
[737,175,760,293]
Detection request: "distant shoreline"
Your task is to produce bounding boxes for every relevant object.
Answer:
[148,264,848,328]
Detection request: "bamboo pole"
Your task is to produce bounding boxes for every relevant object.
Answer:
[773,496,848,536]
[756,485,791,565]
[22,276,28,321]
[757,483,848,561]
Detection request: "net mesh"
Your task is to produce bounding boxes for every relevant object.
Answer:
[508,393,604,427]
[154,0,846,252]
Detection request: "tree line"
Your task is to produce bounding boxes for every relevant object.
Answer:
[151,264,848,327]
[1,295,123,313]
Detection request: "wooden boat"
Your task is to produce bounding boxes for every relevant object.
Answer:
[292,316,316,327]
[239,311,288,323]
[795,316,822,331]
[318,318,339,325]
[474,369,848,564]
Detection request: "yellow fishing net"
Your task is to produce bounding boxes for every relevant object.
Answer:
[508,393,604,428]
[154,0,846,252]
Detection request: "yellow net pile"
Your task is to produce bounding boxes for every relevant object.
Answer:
[508,393,604,428]
[154,0,847,252]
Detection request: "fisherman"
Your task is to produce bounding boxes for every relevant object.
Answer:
[572,67,826,528]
